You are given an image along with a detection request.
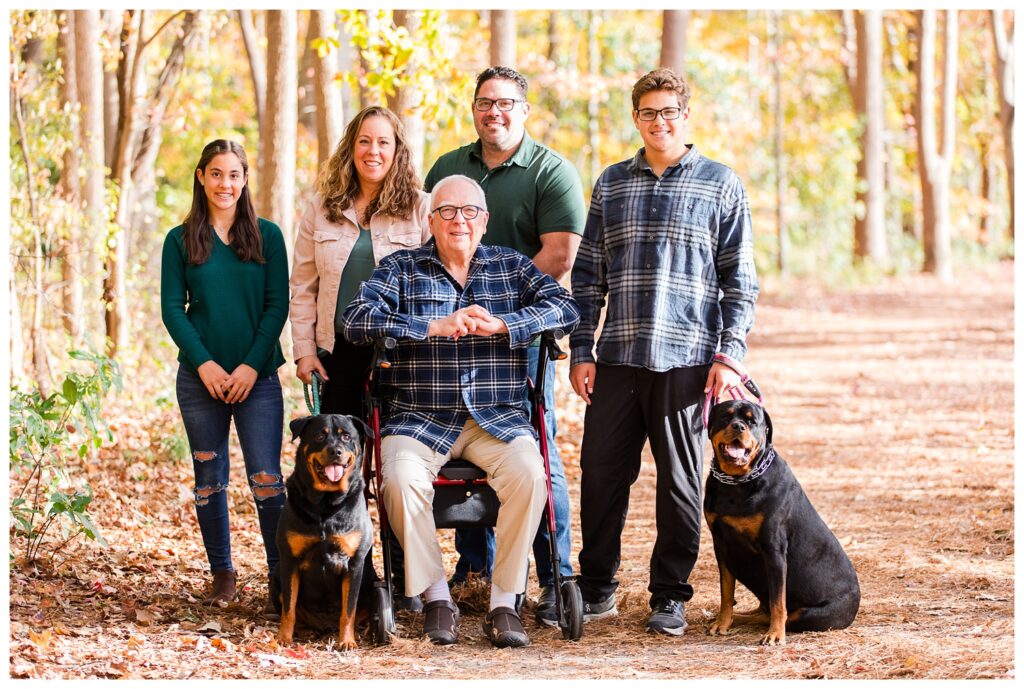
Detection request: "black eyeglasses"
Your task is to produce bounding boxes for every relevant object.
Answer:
[431,205,484,221]
[473,97,525,112]
[635,107,683,121]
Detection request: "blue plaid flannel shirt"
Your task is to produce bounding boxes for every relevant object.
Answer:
[341,240,580,454]
[570,146,758,372]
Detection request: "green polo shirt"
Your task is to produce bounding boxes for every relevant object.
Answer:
[424,133,585,258]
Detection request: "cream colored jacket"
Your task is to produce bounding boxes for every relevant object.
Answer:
[289,191,431,360]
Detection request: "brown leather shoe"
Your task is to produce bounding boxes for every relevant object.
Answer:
[422,599,460,645]
[483,606,530,648]
[203,570,237,605]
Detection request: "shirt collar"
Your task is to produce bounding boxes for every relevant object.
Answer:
[630,144,699,174]
[469,133,535,169]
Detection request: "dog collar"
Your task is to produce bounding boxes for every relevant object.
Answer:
[710,446,777,485]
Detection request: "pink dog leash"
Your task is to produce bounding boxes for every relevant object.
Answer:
[701,353,765,428]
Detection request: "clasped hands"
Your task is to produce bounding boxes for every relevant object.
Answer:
[427,305,509,340]
[196,360,259,403]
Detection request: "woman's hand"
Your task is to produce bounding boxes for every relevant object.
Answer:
[295,354,329,386]
[196,360,230,402]
[223,364,259,404]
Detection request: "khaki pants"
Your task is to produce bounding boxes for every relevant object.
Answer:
[381,419,546,597]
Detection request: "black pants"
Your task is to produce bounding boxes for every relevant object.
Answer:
[577,363,708,606]
[319,339,407,592]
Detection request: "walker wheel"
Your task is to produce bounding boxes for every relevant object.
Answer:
[560,579,584,641]
[370,583,395,645]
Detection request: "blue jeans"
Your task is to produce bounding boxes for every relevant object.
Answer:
[453,345,574,588]
[176,366,286,575]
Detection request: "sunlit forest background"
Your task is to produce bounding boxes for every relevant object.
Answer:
[6,7,1015,559]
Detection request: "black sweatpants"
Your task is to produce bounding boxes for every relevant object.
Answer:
[577,362,709,606]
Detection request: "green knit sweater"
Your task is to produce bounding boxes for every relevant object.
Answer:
[161,219,288,377]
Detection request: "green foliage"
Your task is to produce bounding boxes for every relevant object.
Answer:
[9,350,122,563]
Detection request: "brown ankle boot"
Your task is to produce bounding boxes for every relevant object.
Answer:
[203,570,237,605]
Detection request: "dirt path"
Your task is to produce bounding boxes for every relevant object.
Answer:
[8,262,1015,679]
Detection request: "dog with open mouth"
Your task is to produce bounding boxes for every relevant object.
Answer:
[703,400,860,646]
[270,414,374,649]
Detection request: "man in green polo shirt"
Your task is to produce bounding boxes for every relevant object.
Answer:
[424,65,586,627]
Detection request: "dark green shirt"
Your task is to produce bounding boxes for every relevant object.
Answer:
[161,218,288,377]
[334,224,375,331]
[424,133,586,258]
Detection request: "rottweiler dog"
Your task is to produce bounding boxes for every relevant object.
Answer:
[703,400,860,646]
[271,414,374,649]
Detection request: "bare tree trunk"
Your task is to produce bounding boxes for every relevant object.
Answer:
[915,10,957,281]
[978,136,993,243]
[101,10,120,171]
[107,10,200,356]
[336,16,355,127]
[547,11,561,65]
[310,9,343,169]
[259,10,298,251]
[298,14,317,134]
[238,9,267,162]
[660,10,689,77]
[358,11,382,109]
[490,10,516,67]
[990,10,1014,240]
[76,9,105,341]
[390,10,425,177]
[770,10,786,273]
[58,11,83,341]
[853,10,888,265]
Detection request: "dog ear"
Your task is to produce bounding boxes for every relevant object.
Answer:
[761,407,774,445]
[346,415,374,443]
[289,416,315,442]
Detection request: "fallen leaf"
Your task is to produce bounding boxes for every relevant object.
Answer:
[197,620,222,634]
[135,609,158,626]
[29,628,52,650]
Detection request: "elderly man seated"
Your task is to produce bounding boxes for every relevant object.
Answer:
[341,175,580,648]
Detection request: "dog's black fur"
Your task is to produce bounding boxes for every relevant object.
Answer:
[703,400,860,645]
[271,414,374,649]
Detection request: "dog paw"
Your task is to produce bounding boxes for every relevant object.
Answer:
[337,639,358,652]
[276,632,293,646]
[707,622,734,636]
[759,631,785,646]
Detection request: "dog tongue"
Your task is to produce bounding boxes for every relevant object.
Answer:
[725,445,747,460]
[324,464,345,482]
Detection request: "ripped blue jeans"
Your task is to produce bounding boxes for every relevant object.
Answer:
[176,365,285,575]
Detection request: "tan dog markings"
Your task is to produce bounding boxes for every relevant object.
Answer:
[331,531,363,558]
[277,569,301,645]
[337,574,357,651]
[721,513,764,541]
[708,565,737,636]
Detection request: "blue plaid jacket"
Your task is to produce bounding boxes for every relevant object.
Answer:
[341,240,580,453]
[570,146,758,371]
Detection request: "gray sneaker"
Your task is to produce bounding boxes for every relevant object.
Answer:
[582,594,618,622]
[646,598,687,636]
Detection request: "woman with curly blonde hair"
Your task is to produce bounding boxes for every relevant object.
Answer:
[290,106,430,416]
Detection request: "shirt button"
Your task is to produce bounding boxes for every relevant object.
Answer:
[652,208,657,213]
[646,263,651,268]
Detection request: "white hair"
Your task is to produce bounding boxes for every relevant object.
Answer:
[429,174,488,212]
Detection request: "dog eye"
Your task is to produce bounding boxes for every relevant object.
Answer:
[317,431,327,440]
[341,432,351,442]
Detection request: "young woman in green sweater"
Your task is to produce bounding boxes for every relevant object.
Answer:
[161,140,289,607]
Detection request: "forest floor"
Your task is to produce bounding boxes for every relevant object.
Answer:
[7,261,1016,680]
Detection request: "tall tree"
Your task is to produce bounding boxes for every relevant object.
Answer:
[390,10,426,177]
[106,10,200,355]
[101,10,120,171]
[490,10,516,67]
[57,11,83,340]
[238,9,267,156]
[990,10,1014,239]
[843,10,888,265]
[660,10,689,77]
[76,9,105,336]
[914,10,958,280]
[259,10,298,250]
[310,9,344,170]
[587,11,601,187]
